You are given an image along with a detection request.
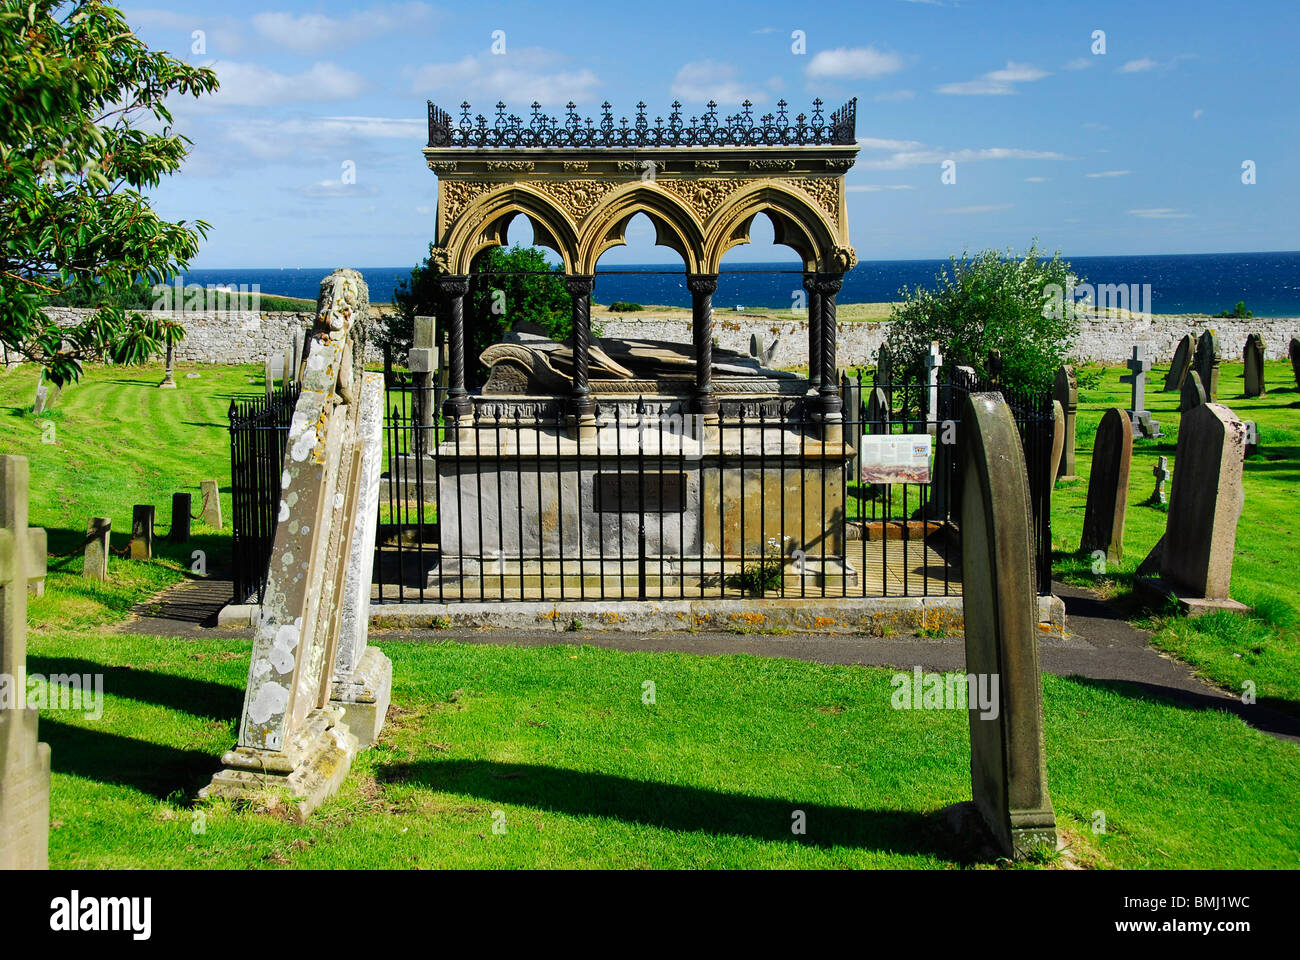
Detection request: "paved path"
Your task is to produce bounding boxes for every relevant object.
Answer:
[121,578,1300,742]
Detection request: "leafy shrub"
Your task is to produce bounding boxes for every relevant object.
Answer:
[1215,301,1252,319]
[608,301,643,312]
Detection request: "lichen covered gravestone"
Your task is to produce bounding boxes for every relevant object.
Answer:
[1053,366,1078,480]
[1164,334,1194,392]
[1243,333,1266,397]
[958,393,1057,859]
[0,456,51,869]
[1138,403,1249,616]
[1080,408,1133,563]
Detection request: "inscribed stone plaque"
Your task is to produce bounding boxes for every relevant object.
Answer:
[596,472,686,513]
[1080,408,1133,562]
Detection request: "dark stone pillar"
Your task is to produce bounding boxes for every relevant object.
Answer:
[438,275,471,421]
[812,273,844,422]
[564,275,597,423]
[687,274,720,417]
[803,273,822,391]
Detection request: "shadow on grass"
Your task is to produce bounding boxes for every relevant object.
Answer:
[41,718,223,801]
[27,655,243,722]
[376,757,978,860]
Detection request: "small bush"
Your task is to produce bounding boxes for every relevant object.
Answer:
[608,301,643,312]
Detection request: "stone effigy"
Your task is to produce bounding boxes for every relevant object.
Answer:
[0,456,51,869]
[959,393,1057,859]
[1080,409,1133,563]
[1243,333,1266,397]
[201,269,387,817]
[1164,333,1194,392]
[1053,366,1078,481]
[1138,403,1249,616]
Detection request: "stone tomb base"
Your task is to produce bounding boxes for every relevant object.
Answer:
[330,645,393,748]
[199,706,358,821]
[0,706,51,870]
[1135,576,1251,618]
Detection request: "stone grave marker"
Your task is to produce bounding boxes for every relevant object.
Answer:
[959,393,1057,859]
[200,479,222,530]
[873,343,892,389]
[264,355,274,403]
[1243,333,1266,397]
[1290,336,1300,390]
[1146,457,1170,506]
[1119,345,1161,438]
[0,455,51,869]
[1193,329,1220,401]
[1180,369,1207,413]
[1164,334,1194,392]
[1049,399,1065,487]
[202,269,378,818]
[170,493,191,544]
[32,377,60,415]
[1053,366,1078,480]
[1138,403,1249,615]
[923,341,943,435]
[1243,420,1259,458]
[1080,408,1133,562]
[130,504,154,560]
[83,517,110,580]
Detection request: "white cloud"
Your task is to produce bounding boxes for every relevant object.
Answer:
[845,184,914,192]
[939,60,1048,95]
[1119,57,1159,73]
[858,145,1065,171]
[204,61,366,107]
[806,47,904,80]
[1063,58,1094,71]
[411,48,599,106]
[1193,108,1204,120]
[941,204,1014,214]
[294,180,381,199]
[252,3,434,54]
[123,8,246,54]
[1129,208,1192,219]
[874,89,916,102]
[1024,176,1047,182]
[1086,170,1130,178]
[670,60,767,105]
[857,136,925,151]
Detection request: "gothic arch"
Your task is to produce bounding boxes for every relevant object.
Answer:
[439,183,580,274]
[576,182,705,274]
[703,182,842,274]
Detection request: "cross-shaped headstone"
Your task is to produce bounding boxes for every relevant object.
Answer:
[923,341,943,433]
[1120,345,1161,437]
[1149,455,1170,505]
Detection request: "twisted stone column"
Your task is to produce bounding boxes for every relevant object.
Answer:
[438,275,471,421]
[687,274,720,417]
[803,273,822,392]
[812,273,844,422]
[565,275,597,422]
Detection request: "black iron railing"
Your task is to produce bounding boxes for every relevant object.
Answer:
[427,98,858,149]
[228,382,300,604]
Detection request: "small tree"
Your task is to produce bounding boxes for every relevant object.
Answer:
[389,244,571,387]
[886,243,1081,394]
[0,1,219,385]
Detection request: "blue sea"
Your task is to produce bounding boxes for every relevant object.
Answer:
[181,250,1300,317]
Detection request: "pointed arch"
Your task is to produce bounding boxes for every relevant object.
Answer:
[442,184,580,274]
[703,182,839,274]
[576,182,706,274]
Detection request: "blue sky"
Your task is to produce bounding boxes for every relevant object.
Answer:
[129,0,1299,268]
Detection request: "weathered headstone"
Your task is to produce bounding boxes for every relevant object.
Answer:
[170,493,191,544]
[1193,329,1220,401]
[923,341,943,434]
[1119,345,1161,438]
[873,343,892,389]
[1164,334,1194,392]
[1243,333,1266,397]
[1180,369,1207,413]
[202,269,374,818]
[1290,336,1300,390]
[1139,403,1249,615]
[1243,420,1259,458]
[130,504,154,560]
[1080,408,1133,563]
[83,517,110,580]
[1146,457,1169,506]
[1053,366,1078,480]
[200,479,222,530]
[959,393,1057,859]
[1049,399,1065,487]
[292,326,305,383]
[0,456,52,870]
[32,378,60,415]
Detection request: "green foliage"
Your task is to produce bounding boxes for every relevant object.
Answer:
[886,243,1081,394]
[1216,301,1253,319]
[609,301,643,312]
[0,1,219,385]
[725,558,785,596]
[389,244,570,385]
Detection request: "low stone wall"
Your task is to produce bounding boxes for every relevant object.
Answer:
[34,306,1300,368]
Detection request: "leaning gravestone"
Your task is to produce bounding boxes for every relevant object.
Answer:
[1119,345,1160,438]
[1080,409,1133,563]
[202,269,382,818]
[1290,337,1300,390]
[1180,369,1207,413]
[1053,366,1078,480]
[1164,334,1194,392]
[0,456,51,869]
[1243,333,1266,397]
[1138,403,1249,615]
[1193,329,1221,401]
[959,393,1057,859]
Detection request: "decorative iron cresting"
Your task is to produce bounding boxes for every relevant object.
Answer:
[427,98,858,149]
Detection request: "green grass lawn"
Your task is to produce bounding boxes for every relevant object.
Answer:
[5,358,1300,869]
[1050,359,1300,710]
